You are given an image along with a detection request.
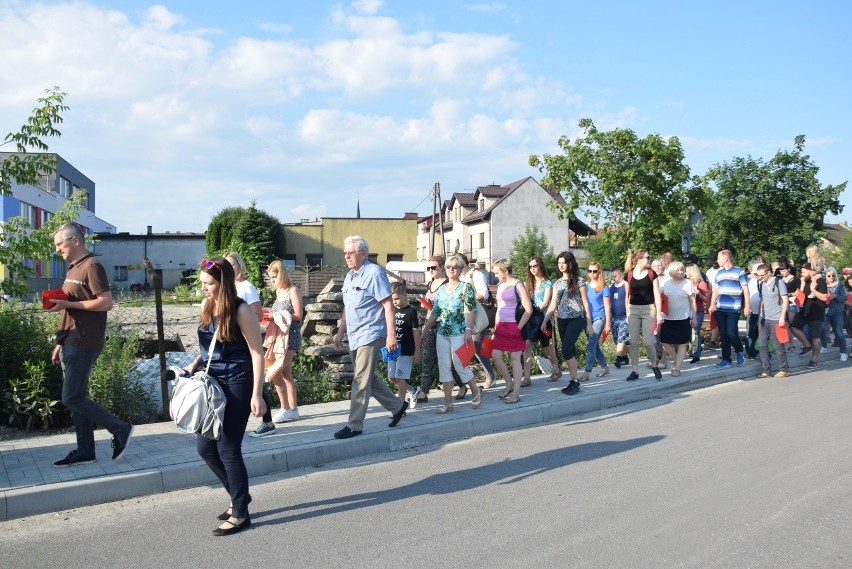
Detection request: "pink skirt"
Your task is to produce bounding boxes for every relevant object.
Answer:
[492,321,527,352]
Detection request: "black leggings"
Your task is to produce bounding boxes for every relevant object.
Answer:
[558,316,586,361]
[196,380,253,519]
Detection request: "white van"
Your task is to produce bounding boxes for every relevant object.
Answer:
[385,261,429,284]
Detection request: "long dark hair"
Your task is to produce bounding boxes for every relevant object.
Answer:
[525,256,550,294]
[557,250,580,293]
[199,256,241,342]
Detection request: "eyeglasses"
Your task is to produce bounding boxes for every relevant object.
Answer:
[756,273,767,278]
[827,274,837,278]
[528,264,539,269]
[445,265,460,270]
[426,266,438,271]
[200,259,220,270]
[343,250,361,257]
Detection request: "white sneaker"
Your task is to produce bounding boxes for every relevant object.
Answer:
[820,347,829,354]
[272,409,289,423]
[280,408,300,422]
[841,353,848,362]
[407,387,421,409]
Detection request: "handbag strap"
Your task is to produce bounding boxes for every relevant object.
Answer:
[204,328,218,375]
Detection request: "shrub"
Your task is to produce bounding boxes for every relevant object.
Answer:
[1,361,60,430]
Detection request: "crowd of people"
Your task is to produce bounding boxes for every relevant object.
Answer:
[51,235,842,536]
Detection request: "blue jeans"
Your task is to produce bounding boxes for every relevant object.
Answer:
[691,311,705,359]
[584,317,607,372]
[822,312,848,354]
[715,309,743,363]
[197,380,254,519]
[60,345,129,457]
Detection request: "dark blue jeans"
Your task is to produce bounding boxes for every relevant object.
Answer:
[715,309,743,363]
[745,313,760,358]
[822,312,848,354]
[197,380,253,519]
[60,345,129,457]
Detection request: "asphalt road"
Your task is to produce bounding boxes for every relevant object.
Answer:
[3,366,851,568]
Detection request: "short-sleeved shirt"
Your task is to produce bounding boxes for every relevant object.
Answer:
[56,253,110,350]
[714,266,748,312]
[661,279,696,321]
[433,281,477,336]
[609,282,627,318]
[533,279,553,308]
[802,278,828,321]
[394,304,420,356]
[585,282,611,321]
[235,280,260,305]
[553,278,584,319]
[462,268,491,301]
[341,260,393,350]
[758,277,788,322]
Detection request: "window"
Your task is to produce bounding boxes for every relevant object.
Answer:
[305,254,323,268]
[114,266,128,281]
[479,233,485,248]
[387,254,403,263]
[368,253,378,264]
[19,202,36,225]
[59,177,73,198]
[479,198,485,212]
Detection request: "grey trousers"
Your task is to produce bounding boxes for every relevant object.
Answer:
[758,318,789,372]
[348,338,404,431]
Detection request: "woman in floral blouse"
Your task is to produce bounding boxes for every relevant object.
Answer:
[420,255,483,414]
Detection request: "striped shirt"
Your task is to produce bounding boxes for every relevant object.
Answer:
[713,266,748,312]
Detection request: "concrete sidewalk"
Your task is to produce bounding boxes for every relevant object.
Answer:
[0,347,843,521]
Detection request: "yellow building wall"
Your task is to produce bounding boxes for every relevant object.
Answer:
[283,218,417,267]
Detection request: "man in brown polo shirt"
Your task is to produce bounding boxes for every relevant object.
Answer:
[48,223,134,467]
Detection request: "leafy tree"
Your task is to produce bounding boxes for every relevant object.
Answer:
[691,136,846,265]
[206,201,286,287]
[585,232,629,272]
[530,118,702,254]
[825,230,852,272]
[509,225,557,280]
[1,87,68,196]
[1,87,86,297]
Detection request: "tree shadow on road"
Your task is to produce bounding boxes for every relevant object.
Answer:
[253,434,664,527]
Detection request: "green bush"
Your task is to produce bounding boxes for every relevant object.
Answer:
[1,361,60,430]
[88,329,159,425]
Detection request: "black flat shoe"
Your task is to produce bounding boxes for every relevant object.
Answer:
[212,517,251,536]
[217,508,232,521]
[454,385,468,400]
[689,357,700,364]
[334,426,362,439]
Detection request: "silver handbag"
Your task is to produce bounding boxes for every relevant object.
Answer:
[169,333,227,440]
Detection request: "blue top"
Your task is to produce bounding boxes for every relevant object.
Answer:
[342,260,393,350]
[609,282,627,318]
[826,279,846,315]
[533,279,553,307]
[585,282,610,321]
[198,298,252,384]
[714,266,748,312]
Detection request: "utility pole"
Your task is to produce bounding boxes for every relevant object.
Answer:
[429,182,445,258]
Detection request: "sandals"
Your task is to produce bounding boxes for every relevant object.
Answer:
[482,379,495,390]
[579,371,590,382]
[520,379,532,387]
[471,391,483,409]
[504,394,521,404]
[671,369,681,377]
[498,388,514,399]
[436,404,454,414]
[547,371,562,382]
[455,385,468,400]
[596,367,610,377]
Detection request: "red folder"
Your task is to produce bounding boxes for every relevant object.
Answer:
[455,341,476,367]
[599,329,609,343]
[42,289,68,309]
[479,336,493,358]
[660,293,669,316]
[794,289,805,308]
[775,323,790,344]
[418,297,433,311]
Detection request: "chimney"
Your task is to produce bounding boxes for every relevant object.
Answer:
[146,225,152,235]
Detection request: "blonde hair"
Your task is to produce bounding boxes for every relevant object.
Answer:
[586,261,604,293]
[266,259,292,289]
[492,258,511,274]
[224,251,247,281]
[685,263,703,284]
[625,249,648,273]
[667,261,685,278]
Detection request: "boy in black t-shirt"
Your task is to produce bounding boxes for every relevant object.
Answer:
[389,282,422,406]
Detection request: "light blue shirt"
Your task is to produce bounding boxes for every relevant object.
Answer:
[342,260,392,350]
[714,266,748,312]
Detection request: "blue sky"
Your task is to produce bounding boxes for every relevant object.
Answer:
[1,0,849,234]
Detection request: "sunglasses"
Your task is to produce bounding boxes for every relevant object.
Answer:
[200,259,220,271]
[426,266,438,271]
[445,265,460,270]
[528,264,539,269]
[588,269,599,274]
